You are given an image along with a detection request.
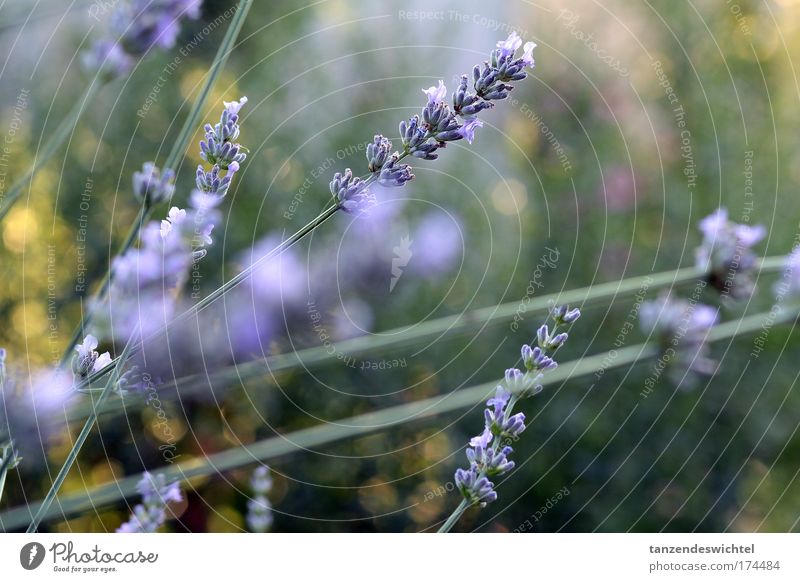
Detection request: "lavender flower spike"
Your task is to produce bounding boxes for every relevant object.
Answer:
[695,207,766,299]
[73,335,112,379]
[247,466,274,533]
[640,292,718,381]
[117,472,182,533]
[133,162,175,207]
[329,31,536,215]
[450,306,580,518]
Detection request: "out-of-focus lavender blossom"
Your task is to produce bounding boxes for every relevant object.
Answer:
[454,306,580,508]
[83,0,202,77]
[117,472,182,533]
[226,234,308,359]
[246,466,274,533]
[774,246,800,306]
[409,212,463,278]
[640,292,718,379]
[695,208,766,299]
[0,353,72,464]
[330,31,536,214]
[96,98,247,345]
[72,335,112,379]
[133,162,175,207]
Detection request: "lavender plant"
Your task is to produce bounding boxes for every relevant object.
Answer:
[83,0,202,77]
[639,292,718,383]
[246,466,274,533]
[695,208,766,299]
[0,0,205,221]
[439,305,581,533]
[95,97,247,343]
[330,31,536,214]
[117,472,183,533]
[67,30,540,392]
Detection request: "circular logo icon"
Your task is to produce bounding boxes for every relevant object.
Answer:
[19,542,46,570]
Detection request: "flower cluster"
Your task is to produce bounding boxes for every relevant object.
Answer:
[98,98,247,342]
[695,208,766,299]
[72,335,112,379]
[454,305,580,507]
[330,31,536,214]
[640,292,718,379]
[246,466,274,532]
[83,0,202,77]
[132,162,175,207]
[117,472,182,533]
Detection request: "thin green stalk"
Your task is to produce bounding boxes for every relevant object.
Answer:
[26,0,255,532]
[70,202,340,392]
[438,499,469,533]
[67,255,787,404]
[0,444,18,505]
[0,81,103,221]
[58,0,254,366]
[5,307,795,530]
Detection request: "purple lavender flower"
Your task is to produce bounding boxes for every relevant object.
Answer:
[73,335,112,379]
[117,472,182,533]
[330,31,535,214]
[246,466,274,533]
[457,118,483,144]
[83,0,202,77]
[640,292,718,379]
[695,208,766,299]
[96,99,247,344]
[453,306,580,510]
[132,162,175,206]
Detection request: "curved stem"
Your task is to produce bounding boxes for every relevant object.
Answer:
[5,306,795,531]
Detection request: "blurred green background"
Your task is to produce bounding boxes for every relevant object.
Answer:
[0,0,799,532]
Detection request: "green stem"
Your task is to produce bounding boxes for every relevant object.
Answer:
[0,81,104,221]
[70,202,340,393]
[438,499,469,533]
[6,307,795,531]
[26,0,255,533]
[57,0,254,367]
[64,255,788,421]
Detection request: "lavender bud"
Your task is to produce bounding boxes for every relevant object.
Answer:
[132,162,175,206]
[366,135,392,172]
